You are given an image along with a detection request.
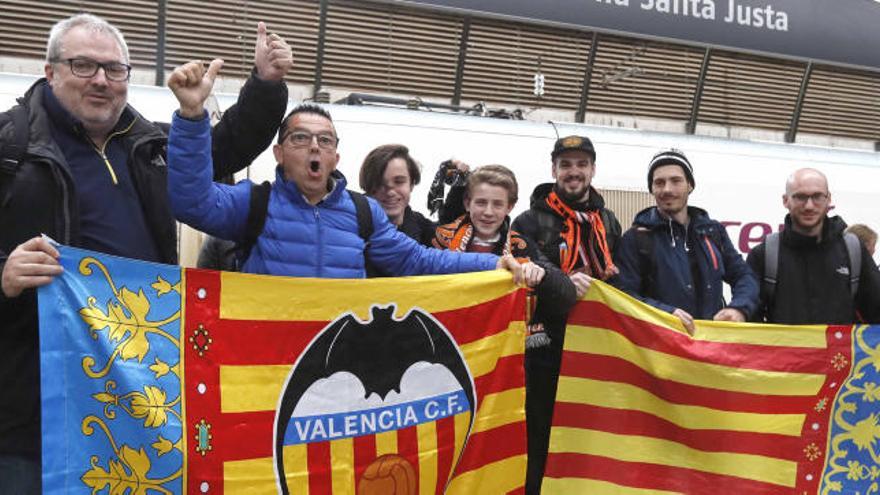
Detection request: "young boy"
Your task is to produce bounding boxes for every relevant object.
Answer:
[433,165,529,256]
[433,165,577,492]
[434,164,575,343]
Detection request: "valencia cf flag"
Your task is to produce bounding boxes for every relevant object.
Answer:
[38,245,527,494]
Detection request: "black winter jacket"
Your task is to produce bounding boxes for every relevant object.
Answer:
[747,215,880,324]
[512,183,622,271]
[613,206,759,320]
[398,207,437,247]
[511,183,621,363]
[398,183,467,247]
[0,73,287,459]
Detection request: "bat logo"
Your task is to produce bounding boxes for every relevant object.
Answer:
[274,305,476,494]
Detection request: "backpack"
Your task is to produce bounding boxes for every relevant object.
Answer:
[234,181,374,269]
[0,105,29,208]
[762,231,861,304]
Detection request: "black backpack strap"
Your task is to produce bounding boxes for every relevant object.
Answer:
[634,227,655,295]
[599,208,619,249]
[763,232,781,307]
[349,190,377,277]
[0,105,28,168]
[0,105,29,207]
[534,210,559,250]
[843,232,862,298]
[348,190,374,243]
[236,181,272,267]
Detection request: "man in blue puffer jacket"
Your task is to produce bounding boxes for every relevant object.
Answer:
[613,149,759,334]
[166,59,528,281]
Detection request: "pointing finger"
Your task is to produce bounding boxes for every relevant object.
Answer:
[257,21,267,45]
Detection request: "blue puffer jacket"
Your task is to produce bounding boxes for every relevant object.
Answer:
[613,206,759,319]
[167,113,498,278]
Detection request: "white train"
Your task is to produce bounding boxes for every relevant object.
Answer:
[2,72,878,264]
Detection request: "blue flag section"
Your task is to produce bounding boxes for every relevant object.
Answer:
[38,246,184,494]
[821,324,880,491]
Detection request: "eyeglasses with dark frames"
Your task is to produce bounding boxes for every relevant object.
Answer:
[52,57,132,82]
[281,130,339,150]
[790,192,829,205]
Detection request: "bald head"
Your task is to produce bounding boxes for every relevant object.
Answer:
[785,168,828,196]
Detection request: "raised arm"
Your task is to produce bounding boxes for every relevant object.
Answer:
[210,22,292,179]
[167,60,250,240]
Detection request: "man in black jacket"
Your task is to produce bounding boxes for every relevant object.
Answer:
[511,135,622,494]
[0,13,290,491]
[747,168,880,324]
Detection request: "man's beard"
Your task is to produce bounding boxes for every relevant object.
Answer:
[556,184,590,204]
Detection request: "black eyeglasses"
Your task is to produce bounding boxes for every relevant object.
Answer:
[53,57,132,82]
[790,192,829,205]
[281,130,339,150]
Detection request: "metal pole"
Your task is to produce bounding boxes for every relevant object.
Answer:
[313,0,330,96]
[451,17,471,107]
[575,32,599,124]
[786,61,814,143]
[686,47,712,134]
[154,0,167,86]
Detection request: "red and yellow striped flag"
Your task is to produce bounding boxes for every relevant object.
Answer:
[184,268,527,494]
[544,281,871,494]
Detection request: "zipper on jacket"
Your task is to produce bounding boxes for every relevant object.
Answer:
[88,118,137,185]
[27,143,77,244]
[314,208,323,276]
[49,161,73,244]
[703,236,719,270]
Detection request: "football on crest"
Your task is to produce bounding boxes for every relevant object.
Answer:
[358,454,417,495]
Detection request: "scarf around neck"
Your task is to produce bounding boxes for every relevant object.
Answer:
[434,215,529,263]
[546,190,616,279]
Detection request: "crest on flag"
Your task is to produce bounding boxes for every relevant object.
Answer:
[275,305,476,494]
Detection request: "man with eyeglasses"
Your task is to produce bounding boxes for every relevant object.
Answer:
[0,13,291,491]
[746,168,880,324]
[165,60,529,282]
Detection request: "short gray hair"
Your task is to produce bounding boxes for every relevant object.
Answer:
[46,13,129,63]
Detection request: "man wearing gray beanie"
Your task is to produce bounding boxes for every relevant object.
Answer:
[612,149,759,334]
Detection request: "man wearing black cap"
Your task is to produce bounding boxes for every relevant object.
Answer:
[512,134,622,494]
[613,149,758,334]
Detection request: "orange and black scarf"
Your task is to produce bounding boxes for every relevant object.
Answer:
[546,190,616,280]
[433,215,529,262]
[434,214,549,347]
